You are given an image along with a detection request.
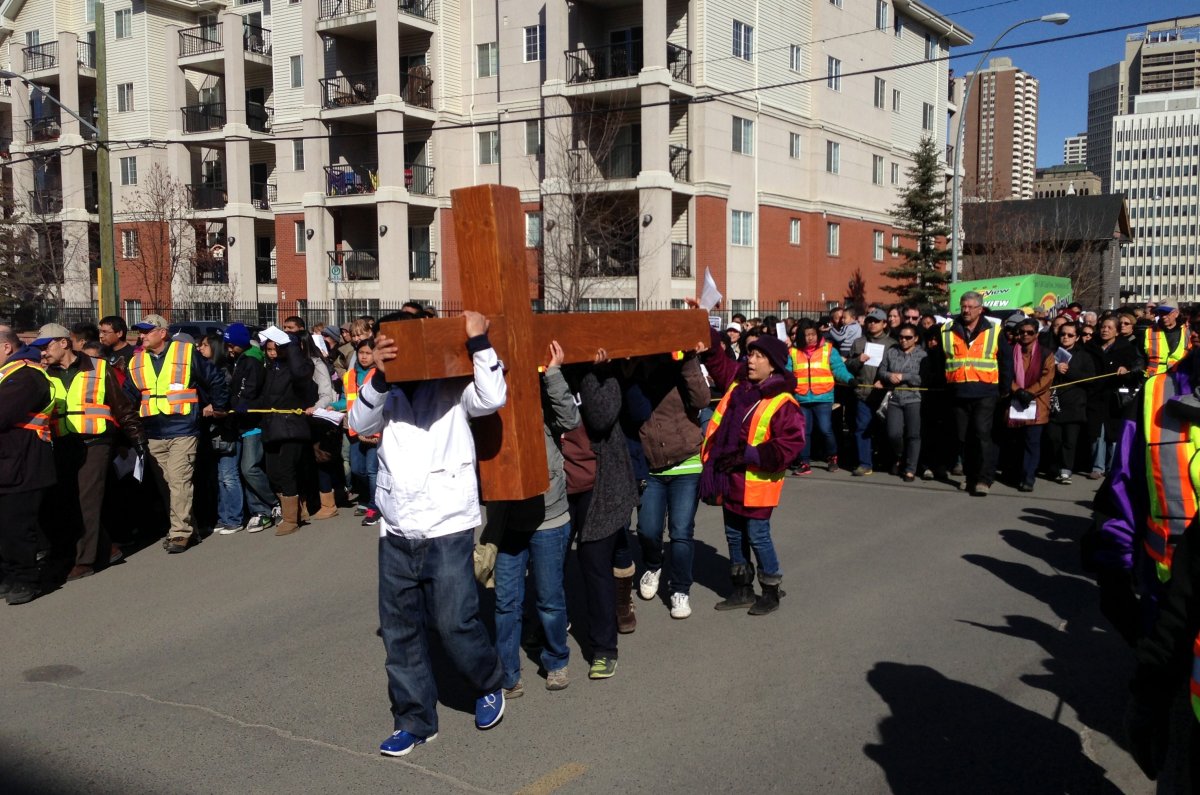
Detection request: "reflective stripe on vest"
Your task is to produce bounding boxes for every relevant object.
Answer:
[941,321,1000,384]
[128,342,199,417]
[50,359,115,435]
[1191,634,1200,724]
[701,382,798,508]
[1146,327,1188,377]
[0,360,55,442]
[343,367,375,438]
[1142,371,1200,581]
[791,343,835,397]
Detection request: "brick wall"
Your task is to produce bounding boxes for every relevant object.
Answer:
[274,212,306,303]
[695,195,727,296]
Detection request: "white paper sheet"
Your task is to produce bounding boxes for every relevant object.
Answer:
[133,454,145,483]
[1054,347,1073,364]
[1009,402,1037,421]
[312,333,329,356]
[864,342,885,367]
[259,325,290,345]
[776,322,789,342]
[699,267,723,310]
[312,408,345,425]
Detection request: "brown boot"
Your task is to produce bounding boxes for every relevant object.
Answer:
[275,494,302,536]
[310,490,339,520]
[614,565,637,634]
[299,496,311,521]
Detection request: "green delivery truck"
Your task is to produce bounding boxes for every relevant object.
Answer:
[949,275,1072,314]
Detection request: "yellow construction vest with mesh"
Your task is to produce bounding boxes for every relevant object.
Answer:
[790,343,835,397]
[941,320,1000,384]
[128,342,199,417]
[701,382,798,508]
[0,360,55,442]
[1145,326,1188,377]
[49,359,115,436]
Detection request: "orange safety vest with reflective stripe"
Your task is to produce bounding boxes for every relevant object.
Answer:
[941,320,1000,384]
[1141,371,1200,582]
[342,366,376,438]
[1145,326,1188,377]
[49,359,116,436]
[790,343,835,397]
[0,360,55,442]
[128,341,199,417]
[701,381,799,508]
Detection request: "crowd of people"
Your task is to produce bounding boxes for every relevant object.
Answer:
[1,290,1197,770]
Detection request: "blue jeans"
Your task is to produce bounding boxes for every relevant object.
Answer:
[215,442,243,527]
[855,398,875,469]
[349,439,379,511]
[636,472,700,594]
[378,529,503,738]
[800,402,836,463]
[494,522,571,688]
[240,431,275,515]
[1091,424,1112,473]
[722,507,781,578]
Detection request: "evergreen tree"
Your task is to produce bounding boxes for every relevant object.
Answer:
[882,137,950,305]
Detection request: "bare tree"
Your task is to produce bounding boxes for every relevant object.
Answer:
[0,191,87,321]
[121,163,197,313]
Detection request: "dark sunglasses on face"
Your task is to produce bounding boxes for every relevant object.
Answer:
[1018,329,1038,336]
[899,335,917,341]
[1059,332,1077,339]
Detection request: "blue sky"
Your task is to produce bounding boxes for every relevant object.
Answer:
[939,0,1199,167]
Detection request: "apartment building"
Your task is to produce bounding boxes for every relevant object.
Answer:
[1033,164,1100,198]
[1111,89,1200,303]
[1062,131,1085,166]
[953,56,1038,202]
[0,0,969,317]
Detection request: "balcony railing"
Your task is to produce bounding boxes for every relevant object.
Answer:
[248,102,273,132]
[325,162,378,196]
[179,24,222,57]
[667,43,692,84]
[406,163,434,196]
[23,41,58,72]
[321,72,379,108]
[410,250,436,280]
[573,242,639,278]
[568,144,641,181]
[77,40,96,69]
[328,249,379,281]
[187,184,227,210]
[399,0,436,22]
[25,116,62,143]
[401,69,434,108]
[669,145,690,182]
[243,24,271,56]
[252,183,277,210]
[29,189,63,215]
[194,259,229,285]
[182,103,226,133]
[671,242,692,278]
[256,256,277,285]
[319,0,375,19]
[566,42,643,83]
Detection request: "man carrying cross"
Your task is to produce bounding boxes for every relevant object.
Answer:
[348,309,508,757]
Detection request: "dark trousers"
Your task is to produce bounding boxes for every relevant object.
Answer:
[1011,424,1044,486]
[0,488,49,587]
[265,439,305,496]
[569,490,619,659]
[952,395,997,486]
[1046,421,1084,476]
[52,438,112,567]
[378,529,502,738]
[886,401,922,475]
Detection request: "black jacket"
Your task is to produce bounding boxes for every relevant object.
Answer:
[0,352,56,494]
[1092,337,1144,436]
[228,348,266,433]
[252,343,315,444]
[1050,344,1096,424]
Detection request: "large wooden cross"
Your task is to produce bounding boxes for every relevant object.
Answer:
[378,184,711,501]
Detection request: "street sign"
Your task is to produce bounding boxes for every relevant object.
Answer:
[329,263,344,282]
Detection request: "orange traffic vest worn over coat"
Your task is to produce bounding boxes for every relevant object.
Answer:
[941,321,1000,384]
[342,367,376,438]
[702,382,798,508]
[790,343,835,397]
[128,341,199,417]
[0,360,55,442]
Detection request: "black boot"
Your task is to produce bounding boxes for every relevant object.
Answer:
[714,563,756,611]
[748,577,782,616]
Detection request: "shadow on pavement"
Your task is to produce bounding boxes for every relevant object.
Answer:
[864,662,1123,794]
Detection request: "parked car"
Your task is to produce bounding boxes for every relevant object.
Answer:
[169,320,227,342]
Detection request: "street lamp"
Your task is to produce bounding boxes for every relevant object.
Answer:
[949,12,1069,284]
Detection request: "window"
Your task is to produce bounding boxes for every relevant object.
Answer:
[294,221,306,254]
[829,0,842,7]
[825,140,840,174]
[120,156,137,185]
[121,229,139,258]
[115,8,132,39]
[524,25,546,62]
[827,223,840,256]
[478,130,499,165]
[925,34,937,60]
[894,14,903,37]
[874,77,886,109]
[116,83,134,112]
[789,45,803,73]
[477,42,498,78]
[891,234,900,257]
[789,218,801,245]
[873,230,885,260]
[124,299,142,325]
[922,102,934,131]
[875,1,888,31]
[827,56,841,91]
[733,21,753,61]
[892,89,901,112]
[86,0,96,23]
[290,55,303,88]
[890,162,900,185]
[525,212,543,247]
[731,210,754,246]
[732,116,754,155]
[292,140,305,171]
[525,120,543,155]
[789,132,802,159]
[872,155,884,185]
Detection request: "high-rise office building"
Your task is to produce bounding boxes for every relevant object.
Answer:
[954,57,1039,201]
[1062,132,1087,165]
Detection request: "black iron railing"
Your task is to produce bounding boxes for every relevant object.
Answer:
[328,249,379,281]
[318,0,375,19]
[399,0,436,22]
[179,24,222,57]
[405,163,434,195]
[187,184,227,210]
[671,242,692,278]
[23,41,58,72]
[573,242,639,277]
[252,183,277,210]
[256,256,277,284]
[401,70,433,108]
[182,103,226,133]
[321,72,379,108]
[667,43,691,84]
[243,24,271,55]
[194,261,229,285]
[248,102,272,132]
[568,144,641,181]
[25,117,62,143]
[410,250,436,280]
[566,42,642,83]
[78,40,96,69]
[669,145,690,182]
[29,189,63,215]
[325,163,378,196]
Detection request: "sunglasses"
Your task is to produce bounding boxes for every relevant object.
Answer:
[904,315,920,321]
[898,335,917,341]
[1018,329,1038,336]
[1059,332,1077,338]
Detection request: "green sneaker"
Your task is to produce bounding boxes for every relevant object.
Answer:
[588,657,617,680]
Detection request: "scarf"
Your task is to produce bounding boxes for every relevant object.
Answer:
[698,370,790,505]
[1013,339,1042,389]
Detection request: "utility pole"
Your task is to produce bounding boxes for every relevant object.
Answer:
[95,1,118,317]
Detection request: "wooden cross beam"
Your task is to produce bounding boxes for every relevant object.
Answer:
[379,184,711,501]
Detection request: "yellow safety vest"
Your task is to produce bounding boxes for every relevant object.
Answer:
[49,359,115,436]
[0,360,56,442]
[701,381,798,508]
[791,343,835,397]
[942,321,1000,384]
[128,342,199,417]
[1145,326,1188,377]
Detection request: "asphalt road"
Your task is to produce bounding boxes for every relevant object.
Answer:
[0,471,1153,794]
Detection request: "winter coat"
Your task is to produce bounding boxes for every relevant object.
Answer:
[1093,337,1145,438]
[228,346,265,433]
[0,350,56,494]
[311,356,337,410]
[826,322,862,359]
[637,355,710,471]
[253,343,316,444]
[847,332,896,401]
[574,367,638,543]
[1007,346,1055,427]
[348,335,506,540]
[877,345,928,407]
[1050,345,1096,425]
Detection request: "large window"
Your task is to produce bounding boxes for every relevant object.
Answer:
[524,25,546,62]
[872,155,884,185]
[121,229,139,258]
[732,117,754,155]
[731,210,754,246]
[789,218,801,245]
[875,1,888,31]
[525,120,543,155]
[478,130,499,164]
[826,223,840,256]
[115,8,132,39]
[922,102,934,131]
[477,42,498,77]
[789,45,803,73]
[294,221,306,253]
[290,55,303,88]
[892,88,902,113]
[890,162,900,185]
[116,83,134,112]
[827,56,842,91]
[826,140,840,174]
[925,34,937,60]
[120,156,137,186]
[873,230,885,261]
[293,140,305,171]
[525,211,543,247]
[789,132,802,159]
[874,77,886,109]
[733,21,753,61]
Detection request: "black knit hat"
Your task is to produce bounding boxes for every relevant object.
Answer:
[748,335,790,374]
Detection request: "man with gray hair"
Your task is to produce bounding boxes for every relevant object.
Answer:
[940,291,1002,496]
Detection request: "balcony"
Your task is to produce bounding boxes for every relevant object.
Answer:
[671,242,692,278]
[243,24,271,56]
[669,145,690,182]
[179,24,222,57]
[256,255,277,284]
[568,144,641,181]
[182,103,226,133]
[410,249,436,280]
[667,43,691,84]
[399,0,436,22]
[187,184,226,210]
[248,102,273,133]
[325,163,378,196]
[573,241,638,277]
[328,249,379,281]
[194,259,229,285]
[319,0,375,19]
[401,69,433,108]
[252,183,277,210]
[23,41,58,72]
[406,163,434,196]
[25,116,61,144]
[84,183,99,213]
[77,40,96,69]
[28,189,63,215]
[321,72,378,108]
[566,42,642,84]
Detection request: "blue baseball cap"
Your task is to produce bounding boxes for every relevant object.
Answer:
[223,322,251,348]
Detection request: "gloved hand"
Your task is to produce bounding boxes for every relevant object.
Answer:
[1124,697,1168,780]
[134,441,149,459]
[714,448,745,473]
[1013,389,1034,408]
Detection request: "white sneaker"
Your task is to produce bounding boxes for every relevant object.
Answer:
[669,592,692,619]
[638,568,662,600]
[216,523,243,536]
[245,515,271,534]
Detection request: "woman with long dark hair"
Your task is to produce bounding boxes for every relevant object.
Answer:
[254,333,315,535]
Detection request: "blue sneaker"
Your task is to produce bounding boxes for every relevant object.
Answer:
[474,689,505,730]
[379,730,436,757]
